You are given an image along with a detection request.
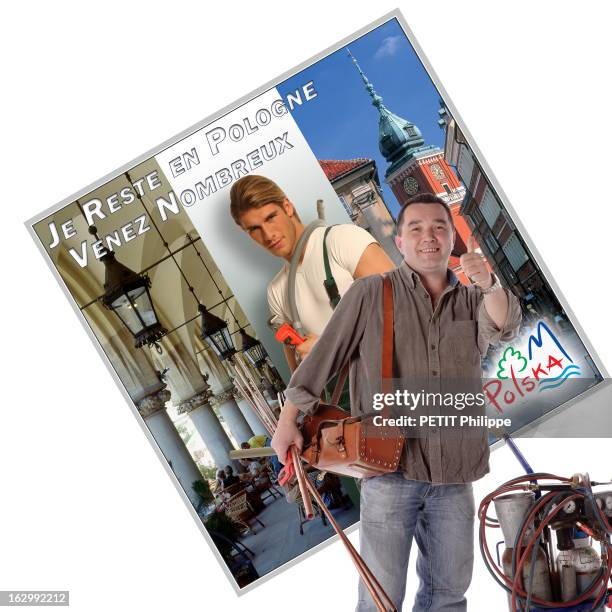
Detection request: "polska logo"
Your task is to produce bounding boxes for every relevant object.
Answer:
[484,321,581,413]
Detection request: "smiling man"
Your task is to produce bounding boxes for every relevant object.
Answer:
[230,174,394,371]
[272,192,522,611]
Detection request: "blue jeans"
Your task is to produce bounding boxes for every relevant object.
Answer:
[356,473,475,611]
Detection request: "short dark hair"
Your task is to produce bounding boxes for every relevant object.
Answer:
[395,193,454,234]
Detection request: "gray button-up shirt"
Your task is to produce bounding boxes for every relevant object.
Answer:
[285,262,522,484]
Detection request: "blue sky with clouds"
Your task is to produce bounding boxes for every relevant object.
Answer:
[277,18,445,217]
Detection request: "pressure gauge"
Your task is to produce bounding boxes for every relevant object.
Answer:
[563,500,577,514]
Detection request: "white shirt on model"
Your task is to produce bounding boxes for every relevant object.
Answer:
[267,224,377,336]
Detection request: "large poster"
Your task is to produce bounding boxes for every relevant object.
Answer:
[24,9,610,608]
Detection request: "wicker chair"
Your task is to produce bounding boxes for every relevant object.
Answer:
[224,491,265,535]
[222,482,246,497]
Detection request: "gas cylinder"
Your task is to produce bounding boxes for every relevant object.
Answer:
[556,532,602,596]
[502,546,553,602]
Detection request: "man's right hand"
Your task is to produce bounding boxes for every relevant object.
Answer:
[271,402,303,465]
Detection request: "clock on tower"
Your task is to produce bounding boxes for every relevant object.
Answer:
[403,176,419,196]
[430,163,445,180]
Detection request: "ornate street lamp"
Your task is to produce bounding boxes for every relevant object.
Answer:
[100,250,165,351]
[239,329,267,369]
[199,304,236,361]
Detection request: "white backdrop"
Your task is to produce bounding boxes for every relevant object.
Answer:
[3,2,611,611]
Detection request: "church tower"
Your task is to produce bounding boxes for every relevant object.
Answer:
[348,50,473,260]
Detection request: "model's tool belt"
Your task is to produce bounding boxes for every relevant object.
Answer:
[299,274,404,479]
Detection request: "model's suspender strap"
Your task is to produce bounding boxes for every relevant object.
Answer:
[323,225,343,405]
[287,219,325,333]
[323,226,341,309]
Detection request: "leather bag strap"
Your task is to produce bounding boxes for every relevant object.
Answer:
[330,274,394,405]
[381,275,394,392]
[330,365,348,406]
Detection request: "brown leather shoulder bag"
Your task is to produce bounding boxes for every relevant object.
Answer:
[299,275,404,478]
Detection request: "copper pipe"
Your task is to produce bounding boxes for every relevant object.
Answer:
[291,446,313,519]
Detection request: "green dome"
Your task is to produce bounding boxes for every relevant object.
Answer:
[377,106,425,164]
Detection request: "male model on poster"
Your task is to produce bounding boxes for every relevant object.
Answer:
[230,174,395,371]
[272,192,522,611]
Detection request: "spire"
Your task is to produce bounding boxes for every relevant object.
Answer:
[347,48,385,112]
[347,48,431,177]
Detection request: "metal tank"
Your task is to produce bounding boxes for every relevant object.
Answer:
[556,532,602,599]
[501,546,553,602]
[494,492,536,547]
[494,492,553,604]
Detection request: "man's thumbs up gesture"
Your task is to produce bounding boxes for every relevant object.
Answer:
[460,236,493,289]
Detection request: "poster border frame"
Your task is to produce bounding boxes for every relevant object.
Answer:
[23,8,611,594]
